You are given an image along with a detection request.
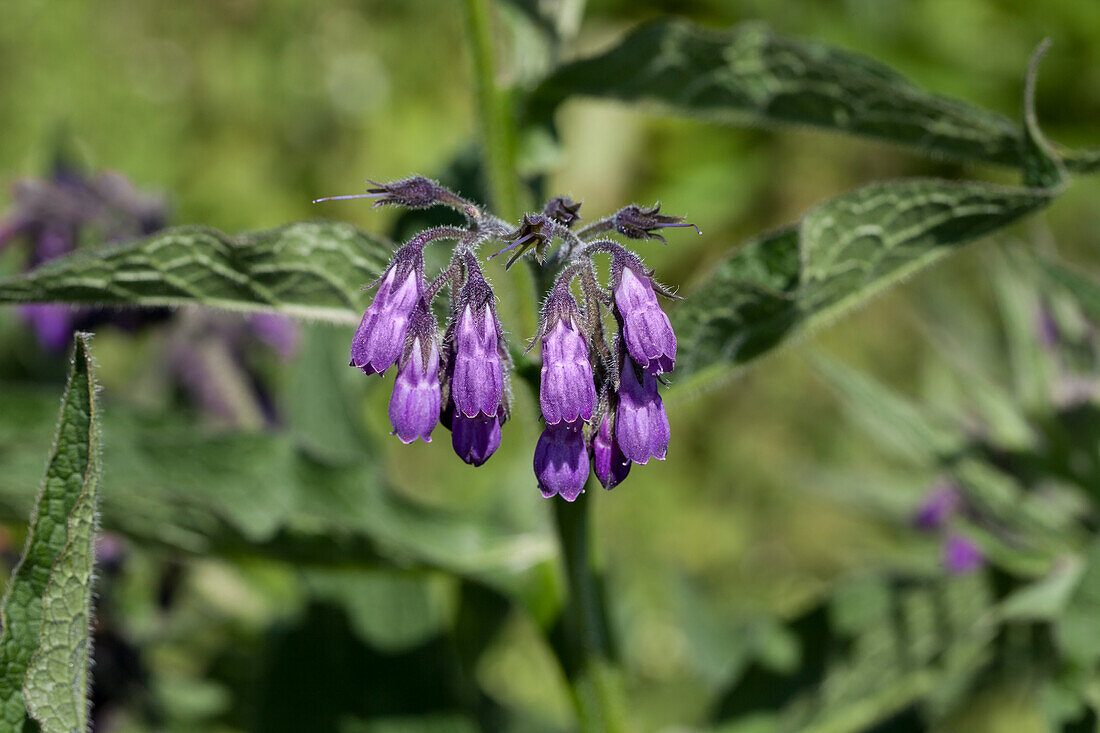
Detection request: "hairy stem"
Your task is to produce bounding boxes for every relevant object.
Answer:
[552,492,632,733]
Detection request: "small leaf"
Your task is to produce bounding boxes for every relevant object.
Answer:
[0,334,100,731]
[528,20,1097,173]
[675,179,1054,379]
[1055,539,1100,667]
[0,221,392,325]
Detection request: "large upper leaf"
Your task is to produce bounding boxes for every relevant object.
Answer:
[0,334,100,732]
[0,221,392,325]
[673,178,1055,379]
[527,20,1098,172]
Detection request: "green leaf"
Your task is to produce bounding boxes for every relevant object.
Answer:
[674,178,1054,379]
[1055,539,1100,668]
[0,221,392,325]
[527,20,1097,173]
[0,334,100,732]
[0,385,556,607]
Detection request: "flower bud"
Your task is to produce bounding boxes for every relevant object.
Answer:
[534,423,588,501]
[388,311,441,444]
[592,410,630,490]
[614,263,676,375]
[613,203,696,243]
[543,197,581,228]
[912,481,961,531]
[615,359,670,465]
[452,411,502,466]
[350,244,423,375]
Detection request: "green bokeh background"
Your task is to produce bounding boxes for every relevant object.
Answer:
[1,1,1099,731]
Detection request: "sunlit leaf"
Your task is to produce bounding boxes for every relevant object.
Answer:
[0,334,99,731]
[674,179,1054,380]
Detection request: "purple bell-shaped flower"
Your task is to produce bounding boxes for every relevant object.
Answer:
[451,258,506,419]
[539,289,596,427]
[350,242,424,375]
[388,305,442,444]
[452,412,502,467]
[613,261,676,375]
[615,358,670,465]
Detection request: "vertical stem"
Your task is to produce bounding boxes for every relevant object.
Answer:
[463,0,539,337]
[463,0,521,221]
[553,488,632,733]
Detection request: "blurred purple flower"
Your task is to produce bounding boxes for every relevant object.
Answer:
[912,481,962,531]
[942,534,984,574]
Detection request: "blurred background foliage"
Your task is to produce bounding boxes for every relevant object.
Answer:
[1,0,1099,731]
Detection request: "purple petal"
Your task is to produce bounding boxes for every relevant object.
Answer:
[943,535,984,574]
[350,267,420,375]
[534,423,588,501]
[452,411,502,466]
[592,412,631,490]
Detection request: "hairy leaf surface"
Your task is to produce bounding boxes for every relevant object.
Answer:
[0,222,391,324]
[0,334,99,731]
[674,179,1054,379]
[528,20,1098,172]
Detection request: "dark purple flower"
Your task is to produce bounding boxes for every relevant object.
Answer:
[616,359,670,465]
[492,214,557,267]
[534,423,588,501]
[452,412,502,466]
[614,263,676,375]
[450,262,505,418]
[389,310,441,444]
[613,203,697,243]
[912,481,962,531]
[592,410,630,490]
[350,244,423,375]
[942,534,984,574]
[1036,304,1061,350]
[540,293,596,426]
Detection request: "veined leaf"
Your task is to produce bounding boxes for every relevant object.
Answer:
[0,221,392,324]
[674,178,1055,379]
[0,334,100,731]
[527,20,1098,172]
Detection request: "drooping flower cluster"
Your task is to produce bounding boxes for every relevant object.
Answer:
[320,177,694,501]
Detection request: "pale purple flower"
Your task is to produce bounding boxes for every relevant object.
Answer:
[539,298,596,426]
[534,423,588,501]
[614,264,676,375]
[19,305,73,353]
[452,412,502,467]
[249,313,299,361]
[350,245,423,375]
[389,310,441,444]
[592,410,630,490]
[943,535,984,574]
[616,359,670,465]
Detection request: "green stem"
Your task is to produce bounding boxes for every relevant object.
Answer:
[463,0,540,338]
[553,490,632,733]
[463,0,521,221]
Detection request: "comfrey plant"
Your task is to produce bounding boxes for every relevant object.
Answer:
[317,177,694,500]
